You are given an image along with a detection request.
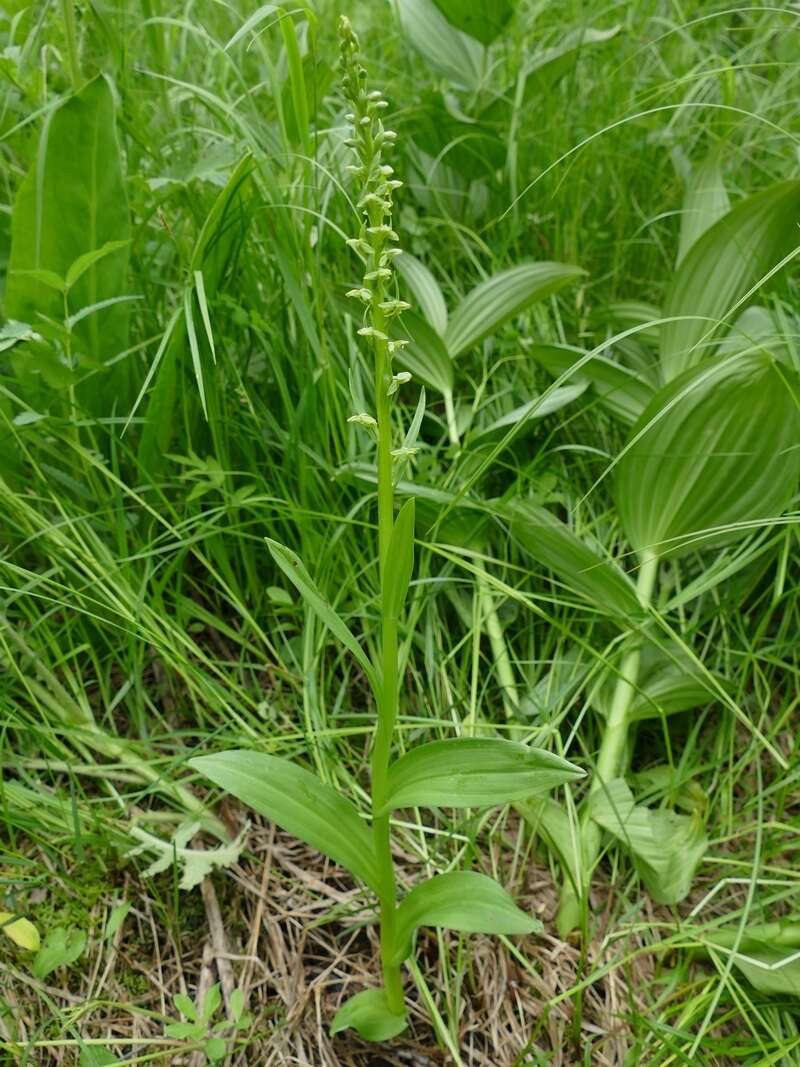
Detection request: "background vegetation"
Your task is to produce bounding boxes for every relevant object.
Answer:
[1,0,799,1063]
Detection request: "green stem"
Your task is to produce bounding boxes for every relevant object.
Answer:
[60,0,81,91]
[557,550,658,935]
[475,558,519,720]
[443,390,459,447]
[368,238,405,1017]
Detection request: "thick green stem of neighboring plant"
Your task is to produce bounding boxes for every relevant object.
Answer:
[475,558,519,719]
[60,0,81,90]
[368,274,405,1014]
[558,550,658,934]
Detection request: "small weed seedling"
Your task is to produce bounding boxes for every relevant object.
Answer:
[189,17,583,1042]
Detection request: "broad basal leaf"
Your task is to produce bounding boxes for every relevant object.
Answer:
[676,152,730,267]
[189,750,380,891]
[614,352,800,560]
[506,499,643,621]
[395,0,484,89]
[592,638,719,722]
[432,0,514,45]
[529,342,654,424]
[705,923,800,997]
[392,870,539,964]
[380,737,583,814]
[330,988,407,1041]
[591,779,707,904]
[397,310,454,396]
[266,538,376,684]
[467,383,588,448]
[661,180,800,380]
[444,262,584,358]
[5,75,131,409]
[396,251,448,334]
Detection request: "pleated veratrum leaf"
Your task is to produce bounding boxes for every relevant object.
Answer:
[396,252,448,334]
[379,738,583,814]
[529,342,654,424]
[676,153,730,266]
[661,180,800,380]
[397,310,453,395]
[5,75,130,410]
[591,779,707,904]
[330,988,406,1041]
[614,352,800,560]
[431,0,514,45]
[506,500,643,621]
[395,0,483,89]
[189,750,380,892]
[391,871,540,964]
[444,262,584,359]
[384,499,415,620]
[704,924,800,997]
[266,538,375,685]
[592,639,719,722]
[467,383,587,448]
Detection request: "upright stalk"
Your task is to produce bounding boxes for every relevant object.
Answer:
[558,550,658,934]
[339,18,410,1018]
[60,0,81,91]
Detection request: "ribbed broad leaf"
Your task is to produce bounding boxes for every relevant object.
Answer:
[592,639,719,722]
[507,500,643,621]
[614,352,800,560]
[397,310,453,395]
[676,152,730,266]
[530,342,654,424]
[396,252,448,334]
[661,180,800,380]
[380,738,583,814]
[432,0,515,46]
[467,383,587,448]
[266,538,375,684]
[392,871,540,964]
[445,262,584,358]
[189,750,380,892]
[396,0,483,89]
[591,779,707,904]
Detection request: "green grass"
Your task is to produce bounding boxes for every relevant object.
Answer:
[1,0,800,1063]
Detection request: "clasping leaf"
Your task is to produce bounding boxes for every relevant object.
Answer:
[380,737,584,815]
[392,870,540,965]
[189,750,380,892]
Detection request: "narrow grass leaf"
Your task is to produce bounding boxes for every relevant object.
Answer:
[266,538,375,684]
[183,286,207,418]
[193,270,216,364]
